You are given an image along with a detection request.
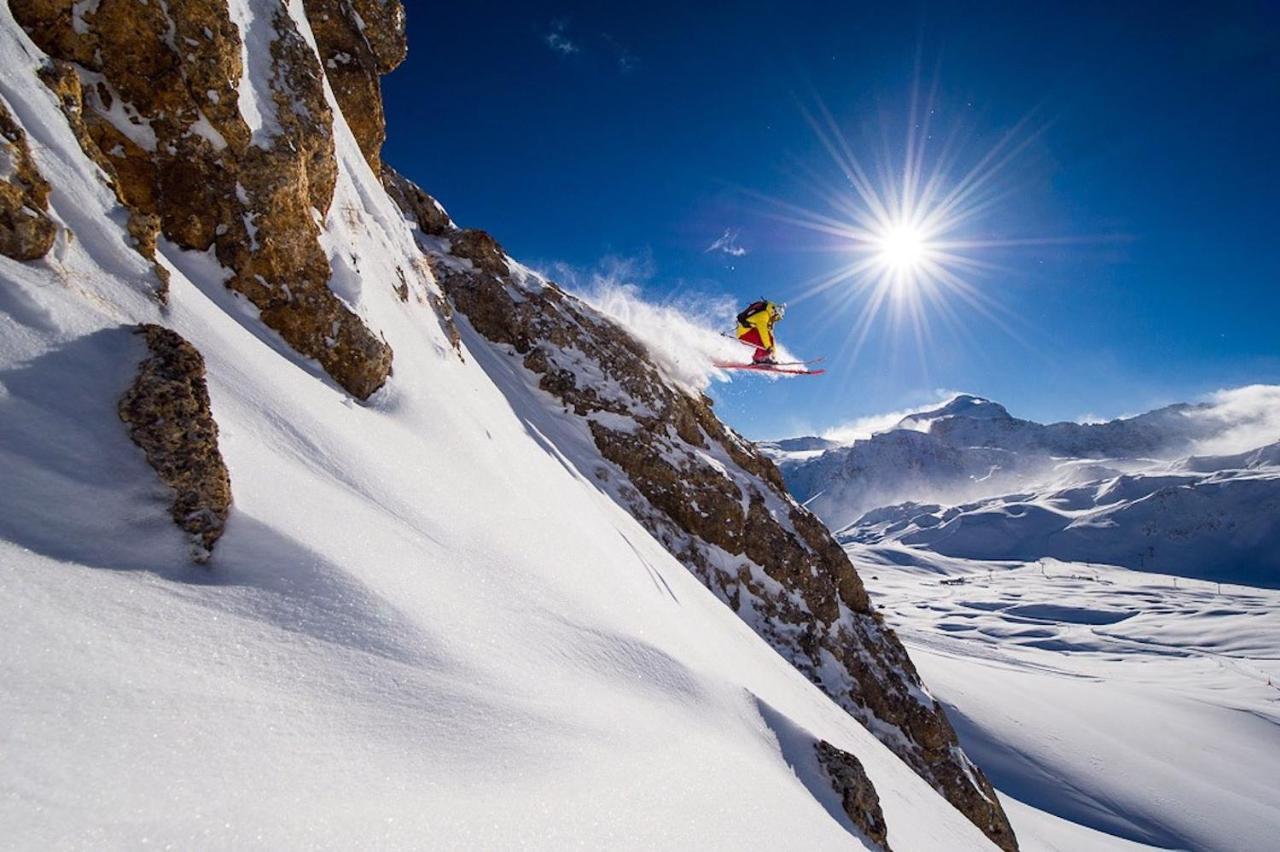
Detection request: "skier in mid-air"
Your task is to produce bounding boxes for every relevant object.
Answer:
[717,298,823,375]
[735,299,785,364]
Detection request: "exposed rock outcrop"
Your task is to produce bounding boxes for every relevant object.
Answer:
[15,0,393,399]
[815,740,891,851]
[302,0,406,170]
[398,198,1016,848]
[381,164,453,236]
[119,324,232,562]
[0,98,56,260]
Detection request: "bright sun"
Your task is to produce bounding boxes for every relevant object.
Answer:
[876,224,930,271]
[767,81,1063,372]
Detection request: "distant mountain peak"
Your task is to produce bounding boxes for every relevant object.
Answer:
[900,394,1012,428]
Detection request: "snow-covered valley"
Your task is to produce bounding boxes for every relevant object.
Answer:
[851,547,1280,851]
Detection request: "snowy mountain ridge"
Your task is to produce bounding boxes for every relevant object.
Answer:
[773,391,1280,531]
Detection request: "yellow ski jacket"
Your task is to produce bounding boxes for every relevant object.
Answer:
[736,301,782,350]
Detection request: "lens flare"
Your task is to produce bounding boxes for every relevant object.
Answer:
[746,62,1117,383]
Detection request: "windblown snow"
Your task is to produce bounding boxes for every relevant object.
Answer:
[544,259,801,392]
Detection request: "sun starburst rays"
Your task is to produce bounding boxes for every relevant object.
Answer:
[763,79,1070,378]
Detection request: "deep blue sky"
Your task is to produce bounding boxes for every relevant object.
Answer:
[382,1,1280,439]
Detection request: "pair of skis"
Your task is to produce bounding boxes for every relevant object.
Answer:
[712,357,826,375]
[715,334,826,375]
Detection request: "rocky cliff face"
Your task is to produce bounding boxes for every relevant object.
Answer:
[389,180,1017,849]
[12,0,399,398]
[302,0,405,171]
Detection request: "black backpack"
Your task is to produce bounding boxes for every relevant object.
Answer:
[737,299,769,327]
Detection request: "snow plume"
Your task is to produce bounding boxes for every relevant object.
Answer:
[544,256,770,392]
[821,391,965,444]
[1187,384,1280,456]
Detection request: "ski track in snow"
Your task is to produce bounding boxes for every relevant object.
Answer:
[852,545,1280,851]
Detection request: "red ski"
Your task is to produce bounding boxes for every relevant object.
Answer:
[713,361,826,375]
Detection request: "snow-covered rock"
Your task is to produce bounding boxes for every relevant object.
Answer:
[0,95,54,260]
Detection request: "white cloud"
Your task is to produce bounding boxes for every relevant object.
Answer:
[544,20,579,55]
[706,229,748,257]
[1186,384,1280,456]
[820,391,966,443]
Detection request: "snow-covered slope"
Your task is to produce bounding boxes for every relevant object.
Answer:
[0,4,1009,848]
[848,545,1280,852]
[393,195,1015,847]
[839,444,1280,587]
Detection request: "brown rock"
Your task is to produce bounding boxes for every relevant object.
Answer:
[37,61,157,213]
[815,740,891,850]
[126,210,171,299]
[449,228,510,277]
[302,0,406,170]
[119,325,232,562]
[381,164,453,236]
[20,0,394,400]
[349,0,408,73]
[0,100,56,261]
[9,0,96,66]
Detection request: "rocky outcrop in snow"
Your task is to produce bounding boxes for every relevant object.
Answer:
[816,739,891,851]
[302,0,405,171]
[118,324,232,562]
[380,164,453,238]
[0,97,55,260]
[393,193,1017,848]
